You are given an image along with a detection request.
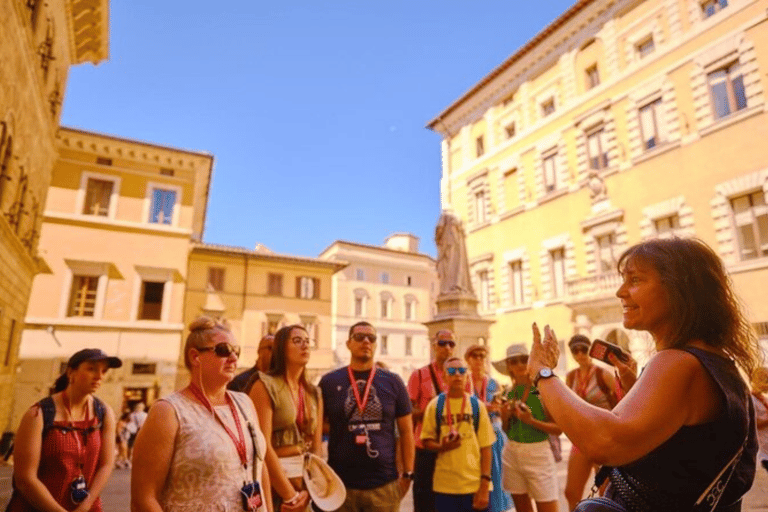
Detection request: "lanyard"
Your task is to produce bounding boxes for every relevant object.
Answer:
[472,375,488,403]
[188,384,248,469]
[62,390,90,472]
[347,366,377,419]
[445,393,467,432]
[285,378,305,430]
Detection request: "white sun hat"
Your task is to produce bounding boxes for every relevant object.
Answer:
[303,452,346,511]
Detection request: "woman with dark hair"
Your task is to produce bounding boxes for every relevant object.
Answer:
[529,237,761,511]
[250,325,322,511]
[131,317,271,511]
[563,335,617,509]
[7,348,120,512]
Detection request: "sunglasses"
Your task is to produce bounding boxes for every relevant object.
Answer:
[351,333,377,343]
[571,346,588,355]
[436,340,456,348]
[467,352,486,359]
[446,366,468,376]
[197,342,241,358]
[507,355,529,365]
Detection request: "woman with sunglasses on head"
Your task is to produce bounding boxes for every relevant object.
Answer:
[464,345,511,512]
[131,317,271,512]
[250,325,321,511]
[563,335,617,510]
[8,349,120,512]
[493,344,561,512]
[529,238,760,511]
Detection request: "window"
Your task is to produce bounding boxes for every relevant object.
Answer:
[636,37,655,59]
[208,267,225,292]
[354,297,364,317]
[356,268,365,281]
[160,168,175,177]
[139,281,164,320]
[585,65,600,90]
[265,314,283,335]
[267,273,283,296]
[543,151,558,193]
[381,298,390,319]
[405,300,415,321]
[541,99,556,117]
[406,276,412,286]
[68,275,98,317]
[586,128,609,170]
[300,316,318,348]
[505,123,516,139]
[149,187,177,225]
[639,99,663,150]
[654,214,680,237]
[474,189,487,223]
[476,136,485,158]
[478,271,491,311]
[132,363,156,375]
[96,157,112,166]
[380,272,389,284]
[708,61,747,120]
[297,276,320,299]
[731,191,768,261]
[510,260,524,306]
[504,169,519,210]
[82,178,113,216]
[405,336,412,356]
[380,335,388,355]
[702,0,728,18]
[550,248,566,298]
[596,234,617,274]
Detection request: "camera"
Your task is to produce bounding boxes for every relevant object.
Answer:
[589,339,629,366]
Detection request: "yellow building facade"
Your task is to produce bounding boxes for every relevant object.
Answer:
[185,243,347,385]
[13,128,213,427]
[428,0,768,368]
[0,0,108,435]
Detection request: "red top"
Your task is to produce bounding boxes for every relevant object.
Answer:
[8,415,103,512]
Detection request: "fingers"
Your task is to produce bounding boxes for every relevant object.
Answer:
[532,322,542,344]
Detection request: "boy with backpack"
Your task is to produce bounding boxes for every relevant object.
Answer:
[421,356,495,512]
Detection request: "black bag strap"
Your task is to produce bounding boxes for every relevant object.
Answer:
[39,395,105,437]
[426,364,441,396]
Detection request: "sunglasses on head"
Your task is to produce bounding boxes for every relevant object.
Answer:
[571,346,589,355]
[197,342,241,358]
[351,333,377,343]
[436,340,456,348]
[446,366,467,376]
[507,355,529,365]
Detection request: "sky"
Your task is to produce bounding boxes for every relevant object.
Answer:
[61,1,576,259]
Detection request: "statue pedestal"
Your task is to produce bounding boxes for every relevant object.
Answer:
[425,292,494,360]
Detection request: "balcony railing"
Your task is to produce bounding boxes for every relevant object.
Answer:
[566,272,622,301]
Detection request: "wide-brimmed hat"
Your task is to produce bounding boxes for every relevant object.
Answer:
[67,348,122,369]
[464,344,488,360]
[303,452,346,511]
[492,343,529,375]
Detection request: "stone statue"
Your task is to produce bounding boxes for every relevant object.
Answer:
[435,210,474,296]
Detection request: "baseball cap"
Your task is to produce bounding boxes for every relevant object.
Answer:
[67,348,122,369]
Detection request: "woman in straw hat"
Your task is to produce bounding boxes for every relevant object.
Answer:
[464,344,511,512]
[8,348,120,512]
[493,344,561,512]
[131,317,271,511]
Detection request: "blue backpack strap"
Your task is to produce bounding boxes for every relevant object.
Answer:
[92,396,106,430]
[435,392,446,435]
[469,395,480,432]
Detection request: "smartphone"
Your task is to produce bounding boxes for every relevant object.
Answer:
[589,339,629,366]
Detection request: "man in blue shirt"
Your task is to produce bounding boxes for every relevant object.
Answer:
[319,321,415,512]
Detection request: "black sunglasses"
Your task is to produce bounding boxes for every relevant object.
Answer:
[571,346,589,355]
[436,340,456,348]
[507,355,529,365]
[197,342,241,358]
[351,333,377,343]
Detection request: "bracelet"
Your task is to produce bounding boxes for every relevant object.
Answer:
[480,475,492,482]
[284,492,302,505]
[401,471,415,480]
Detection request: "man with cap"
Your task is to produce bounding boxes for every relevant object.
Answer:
[407,329,456,512]
[319,321,415,512]
[493,343,561,512]
[227,334,274,393]
[421,356,495,512]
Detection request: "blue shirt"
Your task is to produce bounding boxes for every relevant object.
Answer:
[319,366,411,489]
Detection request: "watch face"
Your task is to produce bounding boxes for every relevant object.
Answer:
[540,368,553,378]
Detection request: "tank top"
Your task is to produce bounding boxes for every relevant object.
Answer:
[567,366,612,410]
[259,372,318,449]
[159,390,267,511]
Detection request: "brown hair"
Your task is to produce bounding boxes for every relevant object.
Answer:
[183,316,231,370]
[618,237,761,375]
[269,324,317,434]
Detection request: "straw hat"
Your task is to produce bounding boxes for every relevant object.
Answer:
[303,452,346,511]
[464,344,488,360]
[491,343,529,375]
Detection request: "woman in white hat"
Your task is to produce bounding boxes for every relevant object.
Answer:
[493,344,561,512]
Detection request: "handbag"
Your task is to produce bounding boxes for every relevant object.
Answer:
[574,436,747,512]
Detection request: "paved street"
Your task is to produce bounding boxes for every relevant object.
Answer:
[1,445,768,511]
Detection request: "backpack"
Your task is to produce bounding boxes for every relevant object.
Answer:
[435,392,480,434]
[38,395,106,438]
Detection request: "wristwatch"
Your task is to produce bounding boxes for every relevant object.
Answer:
[480,474,492,482]
[401,472,415,480]
[533,367,556,387]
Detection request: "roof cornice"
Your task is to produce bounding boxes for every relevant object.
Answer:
[65,0,110,65]
[192,242,349,272]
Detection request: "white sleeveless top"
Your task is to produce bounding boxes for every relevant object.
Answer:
[159,390,267,511]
